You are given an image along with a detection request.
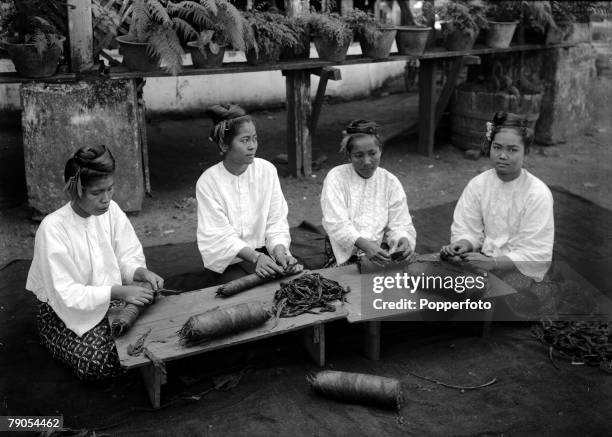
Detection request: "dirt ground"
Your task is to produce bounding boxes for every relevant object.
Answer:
[0,77,611,268]
[0,74,611,437]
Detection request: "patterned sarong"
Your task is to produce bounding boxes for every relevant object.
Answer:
[37,302,123,380]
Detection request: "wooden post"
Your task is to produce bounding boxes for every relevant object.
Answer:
[482,301,495,338]
[285,0,309,17]
[285,70,312,177]
[67,0,94,73]
[340,0,354,16]
[363,321,381,361]
[311,67,342,135]
[140,363,167,409]
[297,324,325,366]
[418,59,437,157]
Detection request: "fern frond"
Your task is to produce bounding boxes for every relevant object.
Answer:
[168,1,217,28]
[148,25,184,75]
[148,0,172,25]
[129,0,151,40]
[172,17,198,42]
[32,30,47,55]
[198,0,218,17]
[216,1,246,50]
[168,1,217,21]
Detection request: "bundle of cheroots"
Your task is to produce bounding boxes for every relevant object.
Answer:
[110,303,147,338]
[216,263,303,298]
[273,273,350,318]
[178,301,271,344]
[307,370,402,410]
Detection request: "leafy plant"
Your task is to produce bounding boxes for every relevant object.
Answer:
[125,0,249,74]
[188,0,250,58]
[307,11,353,47]
[0,0,16,40]
[282,14,311,56]
[2,9,64,56]
[521,1,556,34]
[243,10,300,58]
[486,1,522,22]
[436,0,489,39]
[344,8,394,45]
[551,1,609,23]
[487,1,556,34]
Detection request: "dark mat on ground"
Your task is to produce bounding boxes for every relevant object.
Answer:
[0,186,611,436]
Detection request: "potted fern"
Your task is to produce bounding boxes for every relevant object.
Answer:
[551,1,600,43]
[436,0,488,51]
[280,14,311,61]
[186,0,249,68]
[1,6,65,78]
[118,0,247,74]
[308,12,353,63]
[243,10,300,65]
[117,0,185,74]
[508,1,558,45]
[345,9,397,60]
[485,1,520,48]
[395,6,431,56]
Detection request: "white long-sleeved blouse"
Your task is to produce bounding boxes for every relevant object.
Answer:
[321,164,417,265]
[196,158,291,273]
[451,168,554,281]
[26,200,146,336]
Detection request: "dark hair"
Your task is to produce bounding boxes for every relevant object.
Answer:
[482,111,534,156]
[63,145,115,198]
[64,145,115,185]
[206,104,254,152]
[340,119,382,155]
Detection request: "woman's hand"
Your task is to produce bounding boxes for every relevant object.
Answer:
[272,245,298,270]
[111,285,155,306]
[390,237,416,263]
[461,252,496,271]
[356,238,391,267]
[133,267,164,291]
[440,239,473,259]
[255,254,285,278]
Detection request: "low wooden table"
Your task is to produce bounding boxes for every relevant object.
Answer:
[112,259,516,407]
[343,254,518,360]
[111,265,360,408]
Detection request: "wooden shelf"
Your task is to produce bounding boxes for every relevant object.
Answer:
[0,42,576,84]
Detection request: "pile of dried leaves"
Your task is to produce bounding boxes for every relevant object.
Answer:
[273,273,350,318]
[532,320,612,373]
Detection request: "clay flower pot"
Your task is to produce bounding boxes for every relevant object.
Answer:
[3,36,65,78]
[117,35,160,72]
[187,41,226,68]
[485,21,519,48]
[395,26,432,55]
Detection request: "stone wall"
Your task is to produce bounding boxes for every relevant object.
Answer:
[534,43,597,145]
[473,43,597,146]
[21,80,145,213]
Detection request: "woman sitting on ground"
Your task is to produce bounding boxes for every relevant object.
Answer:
[321,119,417,267]
[26,145,164,380]
[441,111,554,285]
[196,104,297,284]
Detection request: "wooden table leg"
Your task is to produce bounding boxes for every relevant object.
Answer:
[140,363,167,409]
[418,58,437,157]
[482,301,496,338]
[363,321,381,361]
[297,324,325,366]
[285,69,312,177]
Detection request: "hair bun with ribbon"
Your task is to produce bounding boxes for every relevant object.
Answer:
[345,119,380,135]
[206,104,247,125]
